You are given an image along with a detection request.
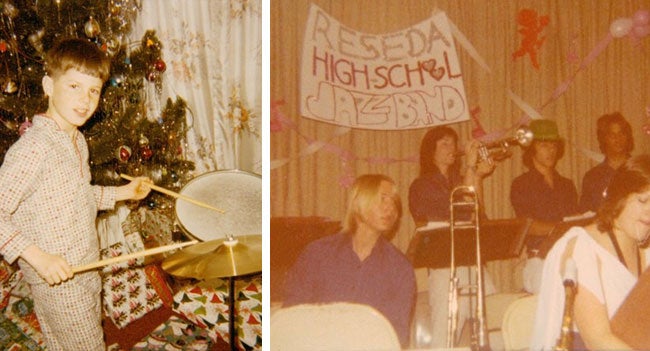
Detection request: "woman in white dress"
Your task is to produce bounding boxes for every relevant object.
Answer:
[530,154,650,350]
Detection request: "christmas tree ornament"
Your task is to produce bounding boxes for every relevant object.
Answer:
[3,79,17,95]
[27,28,45,54]
[153,59,166,72]
[2,3,18,18]
[104,35,121,57]
[116,145,132,162]
[138,135,149,146]
[109,74,124,87]
[84,16,101,38]
[109,0,122,16]
[0,40,7,53]
[140,146,153,160]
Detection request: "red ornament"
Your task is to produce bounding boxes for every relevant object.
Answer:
[116,145,132,162]
[153,59,166,72]
[0,40,7,53]
[141,147,153,160]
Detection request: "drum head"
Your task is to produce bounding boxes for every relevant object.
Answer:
[175,170,261,241]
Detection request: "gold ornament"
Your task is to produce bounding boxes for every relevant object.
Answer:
[84,17,101,38]
[3,79,17,95]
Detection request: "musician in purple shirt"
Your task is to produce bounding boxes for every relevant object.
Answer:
[283,174,416,346]
[579,112,634,213]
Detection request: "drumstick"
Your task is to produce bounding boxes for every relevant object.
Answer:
[72,240,199,273]
[120,174,225,214]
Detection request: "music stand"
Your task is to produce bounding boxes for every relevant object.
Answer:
[406,219,529,269]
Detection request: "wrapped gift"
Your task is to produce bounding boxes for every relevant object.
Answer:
[0,296,44,350]
[97,203,175,329]
[131,315,213,351]
[145,264,174,308]
[172,275,262,350]
[0,260,23,311]
[100,234,167,328]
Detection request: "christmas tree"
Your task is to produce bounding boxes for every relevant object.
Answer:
[0,0,194,212]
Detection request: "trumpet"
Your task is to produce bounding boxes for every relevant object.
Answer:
[456,127,534,164]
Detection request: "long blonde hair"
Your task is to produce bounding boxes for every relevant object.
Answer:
[343,174,402,235]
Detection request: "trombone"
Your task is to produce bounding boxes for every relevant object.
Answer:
[446,185,490,351]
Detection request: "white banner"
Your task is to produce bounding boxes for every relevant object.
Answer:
[300,4,470,130]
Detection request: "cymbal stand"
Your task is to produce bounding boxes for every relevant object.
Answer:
[228,276,236,351]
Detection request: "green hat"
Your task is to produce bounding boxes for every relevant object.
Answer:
[529,119,561,141]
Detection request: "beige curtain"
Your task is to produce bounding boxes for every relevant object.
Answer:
[271,0,650,291]
[132,0,263,175]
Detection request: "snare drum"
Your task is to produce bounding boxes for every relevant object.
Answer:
[175,170,261,241]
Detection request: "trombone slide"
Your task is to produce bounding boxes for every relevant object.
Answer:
[446,185,491,351]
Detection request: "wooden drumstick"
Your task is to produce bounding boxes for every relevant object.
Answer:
[73,240,199,273]
[120,174,225,214]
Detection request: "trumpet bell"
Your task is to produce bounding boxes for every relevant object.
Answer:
[514,127,534,147]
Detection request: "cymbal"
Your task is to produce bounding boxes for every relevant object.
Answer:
[162,235,261,279]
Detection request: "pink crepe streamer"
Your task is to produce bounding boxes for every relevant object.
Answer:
[404,154,420,163]
[270,115,283,132]
[470,107,487,139]
[538,33,612,110]
[339,171,355,188]
[323,142,354,162]
[270,100,285,132]
[270,100,298,132]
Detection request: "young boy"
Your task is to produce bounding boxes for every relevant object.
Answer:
[0,38,151,350]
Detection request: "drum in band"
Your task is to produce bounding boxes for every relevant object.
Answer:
[174,169,262,241]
